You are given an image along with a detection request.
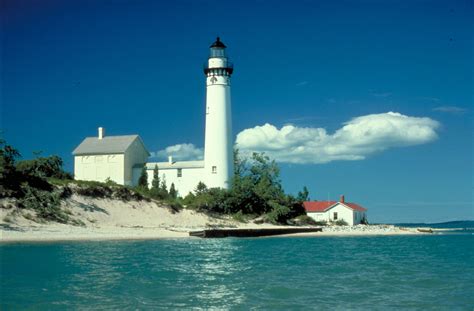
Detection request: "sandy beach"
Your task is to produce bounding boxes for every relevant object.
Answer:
[1,195,423,242]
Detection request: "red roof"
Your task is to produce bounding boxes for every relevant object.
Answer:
[303,201,367,212]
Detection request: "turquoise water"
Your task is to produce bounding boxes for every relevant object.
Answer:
[1,235,473,310]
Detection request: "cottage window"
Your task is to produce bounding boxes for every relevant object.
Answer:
[177,168,182,177]
[212,166,217,174]
[333,212,338,220]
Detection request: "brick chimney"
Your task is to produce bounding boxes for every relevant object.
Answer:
[340,195,345,203]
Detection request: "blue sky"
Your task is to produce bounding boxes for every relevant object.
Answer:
[2,0,472,223]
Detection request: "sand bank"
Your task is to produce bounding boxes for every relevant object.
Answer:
[1,195,423,242]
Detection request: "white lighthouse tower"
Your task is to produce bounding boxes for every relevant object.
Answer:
[203,37,234,189]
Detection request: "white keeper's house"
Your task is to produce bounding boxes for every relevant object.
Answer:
[72,37,234,196]
[303,195,368,226]
[72,129,149,186]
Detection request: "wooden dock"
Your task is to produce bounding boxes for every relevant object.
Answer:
[189,227,323,238]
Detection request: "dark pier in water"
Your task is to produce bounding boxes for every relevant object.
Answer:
[189,227,323,238]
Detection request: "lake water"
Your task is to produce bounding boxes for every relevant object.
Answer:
[1,232,473,309]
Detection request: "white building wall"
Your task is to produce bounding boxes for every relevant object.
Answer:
[74,154,125,184]
[124,140,149,186]
[146,166,205,197]
[329,204,356,226]
[307,212,327,222]
[307,203,361,226]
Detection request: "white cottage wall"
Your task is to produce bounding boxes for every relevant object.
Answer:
[307,203,359,226]
[328,204,355,226]
[74,154,125,184]
[307,212,327,222]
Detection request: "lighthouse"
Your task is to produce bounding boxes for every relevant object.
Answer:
[203,37,234,189]
[75,38,236,195]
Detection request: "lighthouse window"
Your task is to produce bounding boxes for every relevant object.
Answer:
[177,168,182,177]
[210,48,224,58]
[212,166,217,174]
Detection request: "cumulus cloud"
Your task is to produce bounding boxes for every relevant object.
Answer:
[235,112,440,164]
[151,143,203,161]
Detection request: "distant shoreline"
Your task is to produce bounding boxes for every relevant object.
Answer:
[1,224,428,243]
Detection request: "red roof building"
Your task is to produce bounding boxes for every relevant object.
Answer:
[304,195,368,226]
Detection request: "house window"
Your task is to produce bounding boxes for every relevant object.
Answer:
[212,166,217,174]
[333,212,338,220]
[177,168,182,177]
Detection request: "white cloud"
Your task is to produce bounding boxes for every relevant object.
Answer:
[151,143,203,161]
[433,106,467,114]
[235,112,440,164]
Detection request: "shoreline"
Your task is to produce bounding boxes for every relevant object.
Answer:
[0,224,426,243]
[0,195,429,243]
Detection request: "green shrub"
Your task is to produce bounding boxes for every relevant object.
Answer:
[76,184,113,198]
[0,138,21,196]
[264,202,291,224]
[289,215,319,226]
[18,183,70,223]
[104,177,118,186]
[113,187,144,201]
[231,210,247,223]
[166,199,183,214]
[59,186,73,199]
[334,219,348,226]
[16,155,72,180]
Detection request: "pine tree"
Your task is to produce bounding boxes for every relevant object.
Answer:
[148,165,160,198]
[297,186,310,202]
[160,174,168,198]
[195,181,207,194]
[151,165,160,190]
[169,183,177,199]
[138,166,148,189]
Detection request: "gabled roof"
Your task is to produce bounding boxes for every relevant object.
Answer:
[303,201,367,212]
[73,135,149,156]
[145,160,204,170]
